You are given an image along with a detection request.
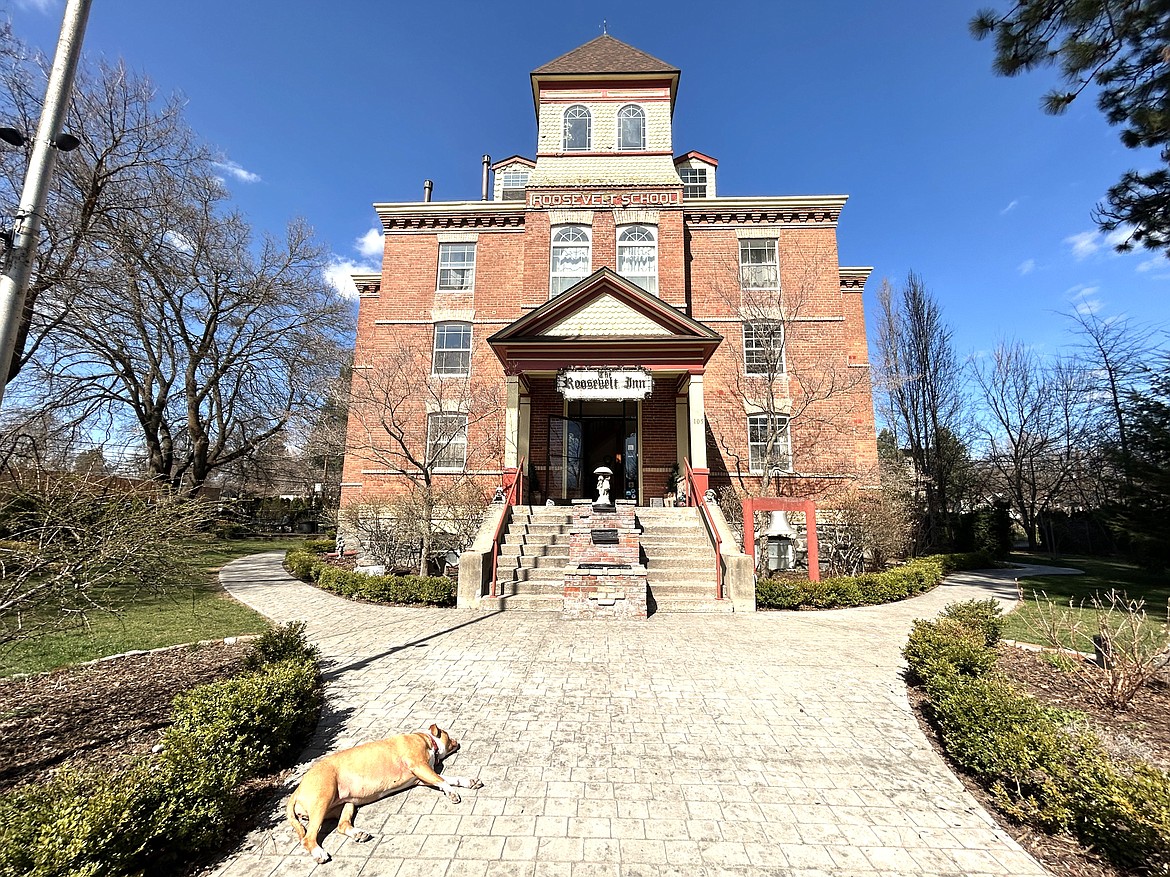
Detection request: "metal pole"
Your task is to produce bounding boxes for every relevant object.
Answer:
[0,0,93,408]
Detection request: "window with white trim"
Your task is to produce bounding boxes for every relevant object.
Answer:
[748,414,792,474]
[617,105,646,150]
[550,225,591,297]
[437,242,475,291]
[563,105,591,151]
[432,322,472,376]
[499,169,529,201]
[743,321,785,376]
[427,413,468,471]
[739,239,779,290]
[679,167,707,198]
[617,224,658,296]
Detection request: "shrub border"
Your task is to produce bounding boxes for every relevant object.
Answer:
[0,623,323,877]
[757,551,994,610]
[905,600,1170,873]
[285,548,455,607]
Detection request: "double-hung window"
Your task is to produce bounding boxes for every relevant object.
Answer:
[743,321,785,376]
[427,413,468,471]
[563,105,591,151]
[739,239,778,290]
[550,225,591,297]
[437,242,475,291]
[432,322,472,376]
[617,225,658,296]
[748,414,792,474]
[679,167,707,198]
[617,105,646,150]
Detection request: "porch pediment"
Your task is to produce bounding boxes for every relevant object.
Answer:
[487,268,721,371]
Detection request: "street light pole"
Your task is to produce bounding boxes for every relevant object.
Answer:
[0,0,92,409]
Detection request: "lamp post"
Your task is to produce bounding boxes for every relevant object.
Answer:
[0,0,92,408]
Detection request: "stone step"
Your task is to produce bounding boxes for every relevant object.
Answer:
[488,593,564,612]
[644,561,716,576]
[500,579,564,596]
[651,596,735,614]
[513,566,569,582]
[499,543,570,558]
[647,572,717,588]
[516,555,570,570]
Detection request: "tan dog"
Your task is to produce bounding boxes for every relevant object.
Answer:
[286,724,482,863]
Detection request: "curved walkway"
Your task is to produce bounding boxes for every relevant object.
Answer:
[211,555,1078,877]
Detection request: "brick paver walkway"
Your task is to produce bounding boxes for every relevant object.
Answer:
[211,554,1070,877]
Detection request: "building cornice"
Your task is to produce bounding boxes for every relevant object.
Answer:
[375,200,526,232]
[839,266,874,290]
[684,195,848,227]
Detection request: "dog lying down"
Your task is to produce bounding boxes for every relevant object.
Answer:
[286,724,482,863]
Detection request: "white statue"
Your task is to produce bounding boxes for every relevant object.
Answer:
[594,465,613,505]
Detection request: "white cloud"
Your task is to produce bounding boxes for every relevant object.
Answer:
[163,230,193,253]
[323,256,378,301]
[1065,231,1101,260]
[212,159,261,184]
[1067,284,1103,316]
[1017,258,1035,275]
[1064,225,1137,261]
[356,228,384,260]
[1000,199,1019,215]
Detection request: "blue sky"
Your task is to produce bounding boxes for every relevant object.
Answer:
[9,0,1168,363]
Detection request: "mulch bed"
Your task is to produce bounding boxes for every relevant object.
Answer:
[910,642,1170,877]
[0,641,252,793]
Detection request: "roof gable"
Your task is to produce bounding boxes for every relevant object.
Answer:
[489,268,720,343]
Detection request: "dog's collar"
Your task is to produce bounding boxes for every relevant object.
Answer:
[417,730,443,756]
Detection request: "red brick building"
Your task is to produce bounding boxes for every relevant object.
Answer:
[340,35,877,522]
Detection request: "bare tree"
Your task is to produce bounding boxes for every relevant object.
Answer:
[342,340,501,575]
[874,272,967,549]
[1063,308,1157,491]
[970,340,1093,551]
[0,468,209,644]
[708,247,871,496]
[0,45,354,493]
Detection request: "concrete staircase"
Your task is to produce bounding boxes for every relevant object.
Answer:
[636,506,730,614]
[491,505,728,613]
[492,505,573,611]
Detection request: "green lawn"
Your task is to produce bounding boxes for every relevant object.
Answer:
[0,536,304,677]
[1005,552,1170,651]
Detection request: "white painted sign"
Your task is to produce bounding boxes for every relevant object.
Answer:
[557,367,653,400]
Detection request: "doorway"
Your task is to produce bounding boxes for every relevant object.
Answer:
[547,401,639,503]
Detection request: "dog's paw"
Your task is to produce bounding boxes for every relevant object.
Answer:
[445,790,462,803]
[310,845,331,864]
[469,778,484,790]
[350,830,373,843]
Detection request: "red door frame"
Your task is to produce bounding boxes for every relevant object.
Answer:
[741,497,820,582]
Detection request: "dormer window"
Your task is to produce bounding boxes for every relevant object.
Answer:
[499,169,529,201]
[617,105,646,151]
[563,105,591,151]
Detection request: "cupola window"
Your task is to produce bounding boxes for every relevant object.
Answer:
[563,105,591,151]
[617,105,646,151]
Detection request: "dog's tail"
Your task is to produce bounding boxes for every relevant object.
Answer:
[286,793,306,842]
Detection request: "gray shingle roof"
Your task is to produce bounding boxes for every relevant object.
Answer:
[533,35,678,76]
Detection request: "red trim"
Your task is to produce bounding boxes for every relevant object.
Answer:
[535,77,677,93]
[674,150,719,167]
[740,498,820,582]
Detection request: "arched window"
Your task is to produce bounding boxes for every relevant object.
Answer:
[617,225,658,296]
[563,105,591,151]
[550,225,591,297]
[617,105,646,150]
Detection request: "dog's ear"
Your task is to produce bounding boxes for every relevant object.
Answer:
[429,723,440,736]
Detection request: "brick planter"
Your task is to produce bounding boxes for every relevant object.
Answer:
[563,499,648,620]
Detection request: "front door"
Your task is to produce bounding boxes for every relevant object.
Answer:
[547,402,639,503]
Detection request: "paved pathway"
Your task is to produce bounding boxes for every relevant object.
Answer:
[210,555,1078,877]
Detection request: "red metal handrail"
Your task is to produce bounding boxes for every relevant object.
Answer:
[684,458,723,600]
[489,458,525,599]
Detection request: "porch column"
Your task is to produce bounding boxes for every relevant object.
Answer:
[687,372,709,497]
[504,375,520,469]
[518,386,531,468]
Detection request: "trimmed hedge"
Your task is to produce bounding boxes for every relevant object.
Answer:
[757,552,993,610]
[0,623,322,877]
[906,600,1170,873]
[285,547,455,607]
